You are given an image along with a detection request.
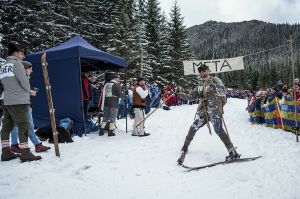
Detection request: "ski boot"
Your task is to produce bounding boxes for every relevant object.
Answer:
[177,150,187,165]
[177,136,194,165]
[107,130,116,137]
[98,128,105,136]
[226,148,241,161]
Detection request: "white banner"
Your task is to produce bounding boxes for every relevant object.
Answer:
[183,56,244,75]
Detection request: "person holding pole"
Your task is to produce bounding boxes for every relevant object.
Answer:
[132,77,150,137]
[177,64,240,165]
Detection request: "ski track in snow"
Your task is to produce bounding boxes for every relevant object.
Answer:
[0,98,299,199]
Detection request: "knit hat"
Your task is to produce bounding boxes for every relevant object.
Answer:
[197,64,209,73]
[8,41,24,56]
[22,61,32,69]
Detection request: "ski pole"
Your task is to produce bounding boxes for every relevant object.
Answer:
[214,94,231,139]
[221,114,231,139]
[136,92,176,127]
[149,93,159,108]
[201,100,212,135]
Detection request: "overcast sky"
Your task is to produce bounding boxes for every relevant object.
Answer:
[160,0,300,27]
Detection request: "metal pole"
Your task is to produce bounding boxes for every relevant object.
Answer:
[79,58,87,136]
[125,70,128,133]
[289,32,299,142]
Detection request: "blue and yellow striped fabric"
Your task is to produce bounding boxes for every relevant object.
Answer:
[248,97,300,132]
[279,99,300,131]
[248,98,265,124]
[261,97,282,129]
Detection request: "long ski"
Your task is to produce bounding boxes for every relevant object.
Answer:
[181,156,262,171]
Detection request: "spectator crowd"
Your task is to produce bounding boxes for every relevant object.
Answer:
[247,79,300,133]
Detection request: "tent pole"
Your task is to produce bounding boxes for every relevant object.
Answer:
[79,58,87,137]
[125,70,128,133]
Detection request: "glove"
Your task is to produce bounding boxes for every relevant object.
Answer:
[197,98,207,111]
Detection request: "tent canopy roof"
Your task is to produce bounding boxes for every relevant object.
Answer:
[27,35,127,69]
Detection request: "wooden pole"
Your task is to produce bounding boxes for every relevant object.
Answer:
[289,33,299,142]
[202,100,212,135]
[136,93,175,128]
[41,53,60,156]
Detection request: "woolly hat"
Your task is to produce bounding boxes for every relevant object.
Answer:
[8,41,24,56]
[22,61,32,69]
[197,64,209,73]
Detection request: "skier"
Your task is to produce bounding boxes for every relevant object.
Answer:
[177,64,240,164]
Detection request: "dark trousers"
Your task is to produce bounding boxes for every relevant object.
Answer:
[83,100,91,121]
[1,104,30,143]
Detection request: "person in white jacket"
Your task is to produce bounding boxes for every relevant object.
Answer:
[132,77,150,137]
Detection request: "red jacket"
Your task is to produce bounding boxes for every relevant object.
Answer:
[82,76,91,100]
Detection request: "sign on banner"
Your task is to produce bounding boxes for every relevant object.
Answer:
[183,56,244,75]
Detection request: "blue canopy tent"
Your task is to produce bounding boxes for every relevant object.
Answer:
[26,36,127,136]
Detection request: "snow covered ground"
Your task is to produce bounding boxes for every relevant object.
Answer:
[0,98,300,199]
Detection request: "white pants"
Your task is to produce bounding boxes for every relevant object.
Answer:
[132,108,145,135]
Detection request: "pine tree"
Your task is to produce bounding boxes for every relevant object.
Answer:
[144,0,162,81]
[123,0,144,75]
[168,0,194,85]
[0,33,4,58]
[135,0,150,79]
[155,12,171,86]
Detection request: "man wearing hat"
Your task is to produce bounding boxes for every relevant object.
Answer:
[132,77,150,137]
[0,41,41,161]
[177,64,240,164]
[99,73,126,136]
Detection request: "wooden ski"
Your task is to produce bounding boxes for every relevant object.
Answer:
[181,156,262,171]
[41,53,60,157]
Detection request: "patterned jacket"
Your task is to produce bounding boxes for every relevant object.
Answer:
[179,76,226,115]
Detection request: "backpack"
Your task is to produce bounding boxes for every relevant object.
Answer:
[35,125,74,143]
[85,119,99,133]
